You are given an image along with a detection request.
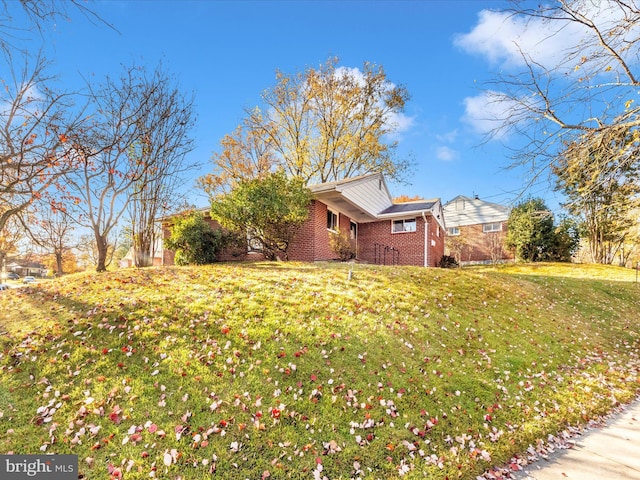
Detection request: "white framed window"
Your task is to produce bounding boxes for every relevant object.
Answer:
[437,226,441,237]
[327,209,338,231]
[483,222,502,233]
[448,226,460,236]
[392,218,417,233]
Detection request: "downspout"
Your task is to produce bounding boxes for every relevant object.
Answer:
[422,211,429,267]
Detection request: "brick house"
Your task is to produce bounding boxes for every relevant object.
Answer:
[443,195,513,264]
[162,173,446,267]
[290,173,446,266]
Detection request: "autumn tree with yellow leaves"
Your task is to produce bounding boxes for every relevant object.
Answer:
[200,57,412,194]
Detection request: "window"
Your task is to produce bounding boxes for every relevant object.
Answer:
[392,218,417,233]
[448,226,460,236]
[350,221,357,240]
[483,222,502,233]
[437,226,441,237]
[327,209,338,231]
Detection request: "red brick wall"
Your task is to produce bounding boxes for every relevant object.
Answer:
[445,223,514,263]
[428,216,446,267]
[288,200,353,262]
[162,224,176,265]
[357,215,444,267]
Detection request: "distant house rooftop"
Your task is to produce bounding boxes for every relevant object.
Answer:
[443,195,510,228]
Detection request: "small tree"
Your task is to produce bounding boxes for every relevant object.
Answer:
[549,217,581,263]
[446,235,468,266]
[164,212,224,266]
[66,63,196,272]
[554,132,640,265]
[210,171,311,261]
[329,228,356,261]
[483,230,506,265]
[26,206,75,275]
[505,198,555,262]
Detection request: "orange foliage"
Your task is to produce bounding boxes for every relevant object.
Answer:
[393,194,424,203]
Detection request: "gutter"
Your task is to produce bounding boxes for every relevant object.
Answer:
[422,211,429,268]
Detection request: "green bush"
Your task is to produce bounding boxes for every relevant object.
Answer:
[329,228,356,261]
[438,254,459,268]
[165,212,225,265]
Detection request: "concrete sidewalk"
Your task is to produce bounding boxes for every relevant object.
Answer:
[512,397,640,479]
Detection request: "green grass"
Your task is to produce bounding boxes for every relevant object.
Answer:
[0,262,638,479]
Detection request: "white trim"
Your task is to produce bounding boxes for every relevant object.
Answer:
[350,220,358,258]
[391,218,417,233]
[327,208,339,232]
[482,222,502,233]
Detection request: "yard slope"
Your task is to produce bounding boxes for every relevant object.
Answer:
[0,262,638,479]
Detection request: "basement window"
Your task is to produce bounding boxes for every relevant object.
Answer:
[483,222,502,233]
[392,218,417,233]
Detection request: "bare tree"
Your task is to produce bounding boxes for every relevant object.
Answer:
[66,63,196,272]
[126,73,196,268]
[0,216,22,276]
[25,205,75,275]
[483,231,507,265]
[0,51,84,235]
[446,235,468,267]
[4,0,115,45]
[482,1,640,187]
[75,233,105,270]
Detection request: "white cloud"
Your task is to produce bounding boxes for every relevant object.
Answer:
[386,111,415,134]
[454,10,569,68]
[461,91,520,138]
[436,129,458,143]
[454,4,630,71]
[436,145,459,162]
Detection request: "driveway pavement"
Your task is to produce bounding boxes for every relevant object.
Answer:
[512,397,640,479]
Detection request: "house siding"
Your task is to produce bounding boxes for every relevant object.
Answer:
[339,175,392,217]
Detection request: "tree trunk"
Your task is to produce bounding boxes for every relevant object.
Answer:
[55,252,64,276]
[95,234,109,272]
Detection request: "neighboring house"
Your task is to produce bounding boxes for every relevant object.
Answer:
[120,238,165,268]
[443,195,513,264]
[6,260,48,277]
[162,173,446,267]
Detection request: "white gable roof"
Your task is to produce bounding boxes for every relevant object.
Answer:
[309,173,445,229]
[309,173,392,221]
[443,195,510,228]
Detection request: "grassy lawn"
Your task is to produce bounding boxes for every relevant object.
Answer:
[0,262,638,479]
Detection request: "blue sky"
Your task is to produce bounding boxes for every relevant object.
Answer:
[35,0,563,210]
